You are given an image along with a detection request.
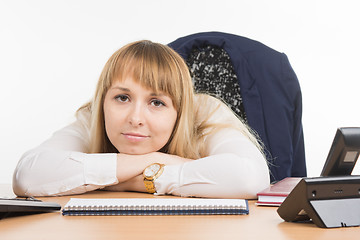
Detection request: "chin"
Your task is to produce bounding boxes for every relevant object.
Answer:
[118,148,155,155]
[115,143,164,155]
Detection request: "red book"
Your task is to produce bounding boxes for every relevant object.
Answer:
[256,177,302,206]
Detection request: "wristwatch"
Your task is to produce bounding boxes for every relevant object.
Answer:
[143,163,165,194]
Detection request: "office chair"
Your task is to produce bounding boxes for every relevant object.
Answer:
[168,32,307,182]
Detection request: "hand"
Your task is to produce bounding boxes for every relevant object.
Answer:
[104,175,146,193]
[146,152,193,165]
[116,152,193,183]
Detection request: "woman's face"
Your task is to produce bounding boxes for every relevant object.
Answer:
[103,77,178,155]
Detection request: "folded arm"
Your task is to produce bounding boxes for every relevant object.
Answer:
[12,115,192,196]
[111,128,270,199]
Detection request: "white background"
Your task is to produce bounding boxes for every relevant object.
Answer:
[1,0,360,184]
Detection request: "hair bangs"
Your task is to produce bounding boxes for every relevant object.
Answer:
[112,42,182,110]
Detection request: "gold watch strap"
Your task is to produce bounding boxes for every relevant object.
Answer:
[143,163,164,194]
[144,179,156,194]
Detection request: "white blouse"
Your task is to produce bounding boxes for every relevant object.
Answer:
[12,96,270,199]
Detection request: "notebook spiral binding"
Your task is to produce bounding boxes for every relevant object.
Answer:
[62,198,249,216]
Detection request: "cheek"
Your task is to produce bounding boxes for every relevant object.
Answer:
[103,110,113,140]
[156,111,177,139]
[103,104,121,139]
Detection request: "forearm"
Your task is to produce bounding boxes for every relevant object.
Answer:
[108,152,269,198]
[13,149,118,196]
[116,152,192,183]
[13,149,190,196]
[153,128,271,199]
[12,114,120,197]
[108,152,194,194]
[155,153,270,199]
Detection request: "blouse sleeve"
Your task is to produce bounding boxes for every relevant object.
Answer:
[12,111,119,197]
[154,96,270,199]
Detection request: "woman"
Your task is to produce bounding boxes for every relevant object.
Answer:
[13,40,270,198]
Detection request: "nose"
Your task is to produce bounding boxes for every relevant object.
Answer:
[128,103,144,126]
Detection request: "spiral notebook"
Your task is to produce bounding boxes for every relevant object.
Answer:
[62,198,249,216]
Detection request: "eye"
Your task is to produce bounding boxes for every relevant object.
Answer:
[115,94,129,103]
[150,99,165,107]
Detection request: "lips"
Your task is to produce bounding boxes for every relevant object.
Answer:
[121,132,149,142]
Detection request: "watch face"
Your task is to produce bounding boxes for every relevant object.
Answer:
[144,163,161,177]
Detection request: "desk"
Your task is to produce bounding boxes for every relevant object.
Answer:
[1,184,359,240]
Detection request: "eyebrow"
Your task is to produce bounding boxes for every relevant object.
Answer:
[110,86,166,97]
[111,86,130,92]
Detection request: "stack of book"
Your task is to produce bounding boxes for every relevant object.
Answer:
[256,177,301,206]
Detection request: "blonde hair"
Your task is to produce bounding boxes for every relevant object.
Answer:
[78,40,263,159]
